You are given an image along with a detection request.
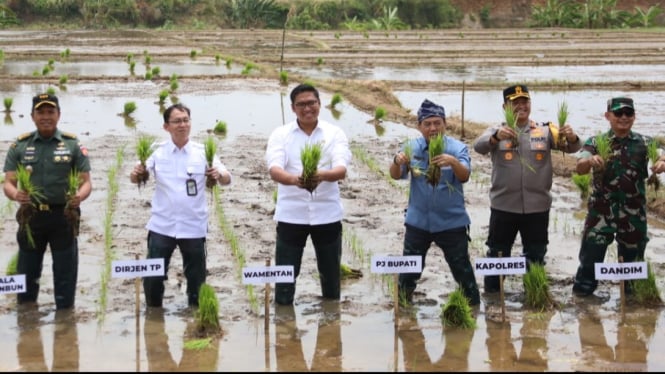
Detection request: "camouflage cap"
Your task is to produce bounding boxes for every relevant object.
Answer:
[607,97,634,111]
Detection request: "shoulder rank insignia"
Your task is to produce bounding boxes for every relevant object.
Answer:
[62,131,78,139]
[16,132,32,141]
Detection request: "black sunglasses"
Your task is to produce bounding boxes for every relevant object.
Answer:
[612,109,635,118]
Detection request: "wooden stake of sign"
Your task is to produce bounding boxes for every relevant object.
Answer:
[134,254,141,372]
[265,258,271,330]
[393,274,399,328]
[619,256,625,313]
[499,251,505,322]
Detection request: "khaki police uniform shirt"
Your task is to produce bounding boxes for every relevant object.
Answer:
[3,129,91,205]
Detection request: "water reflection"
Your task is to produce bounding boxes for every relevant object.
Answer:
[576,307,659,372]
[274,302,342,372]
[3,112,13,125]
[16,308,79,372]
[143,308,219,371]
[398,316,475,371]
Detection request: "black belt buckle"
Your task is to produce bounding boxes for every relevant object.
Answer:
[38,204,50,211]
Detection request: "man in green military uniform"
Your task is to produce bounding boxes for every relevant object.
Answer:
[3,93,92,310]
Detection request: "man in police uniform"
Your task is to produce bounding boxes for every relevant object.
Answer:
[3,93,92,310]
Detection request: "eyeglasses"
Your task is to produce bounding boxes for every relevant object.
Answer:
[168,118,191,125]
[612,109,634,118]
[294,100,319,109]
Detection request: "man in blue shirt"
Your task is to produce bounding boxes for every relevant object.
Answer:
[390,99,480,306]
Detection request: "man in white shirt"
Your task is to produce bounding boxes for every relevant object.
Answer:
[130,103,231,307]
[265,83,352,305]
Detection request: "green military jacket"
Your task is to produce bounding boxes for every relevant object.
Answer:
[3,129,91,205]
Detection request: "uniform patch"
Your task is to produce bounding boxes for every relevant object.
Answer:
[62,131,77,139]
[505,152,513,161]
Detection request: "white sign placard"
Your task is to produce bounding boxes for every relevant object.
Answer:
[111,258,165,279]
[242,265,294,285]
[0,274,26,295]
[371,255,422,274]
[595,262,647,280]
[474,257,527,276]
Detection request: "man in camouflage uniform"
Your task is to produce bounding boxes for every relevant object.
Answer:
[3,93,92,310]
[572,97,665,296]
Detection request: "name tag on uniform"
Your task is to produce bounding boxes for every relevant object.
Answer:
[186,178,197,196]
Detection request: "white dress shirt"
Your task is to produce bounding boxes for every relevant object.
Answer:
[145,139,230,238]
[266,120,351,225]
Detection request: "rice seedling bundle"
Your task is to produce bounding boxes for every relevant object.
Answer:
[503,104,519,147]
[593,131,612,167]
[523,263,557,310]
[440,288,476,329]
[300,142,322,193]
[64,169,81,237]
[204,136,218,189]
[556,101,569,149]
[571,173,591,200]
[196,283,221,333]
[15,164,45,248]
[426,133,444,187]
[340,263,363,279]
[629,260,663,306]
[6,252,18,275]
[135,134,155,189]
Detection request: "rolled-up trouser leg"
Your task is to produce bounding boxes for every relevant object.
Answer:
[313,233,341,300]
[573,240,609,295]
[275,236,305,305]
[51,238,79,309]
[484,247,511,293]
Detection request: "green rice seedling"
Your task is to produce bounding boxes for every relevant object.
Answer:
[213,120,227,135]
[279,70,288,85]
[47,58,55,66]
[144,71,153,80]
[340,263,363,279]
[426,133,444,187]
[593,131,612,166]
[62,48,70,60]
[440,288,476,329]
[572,173,591,200]
[46,87,56,95]
[151,66,160,76]
[195,283,221,333]
[241,62,255,75]
[41,66,51,76]
[15,164,46,248]
[58,75,68,85]
[144,54,151,66]
[184,337,213,350]
[556,100,568,149]
[316,57,324,65]
[126,53,133,63]
[158,89,169,104]
[204,136,218,189]
[646,138,661,191]
[523,263,557,311]
[629,260,663,306]
[190,49,198,58]
[6,252,18,275]
[225,58,232,69]
[129,61,136,75]
[63,169,81,237]
[300,142,322,193]
[123,101,137,116]
[135,134,156,189]
[503,103,519,147]
[3,97,12,112]
[215,54,221,64]
[374,106,386,121]
[170,79,179,93]
[330,93,342,108]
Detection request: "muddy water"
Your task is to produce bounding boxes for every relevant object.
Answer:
[2,57,665,371]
